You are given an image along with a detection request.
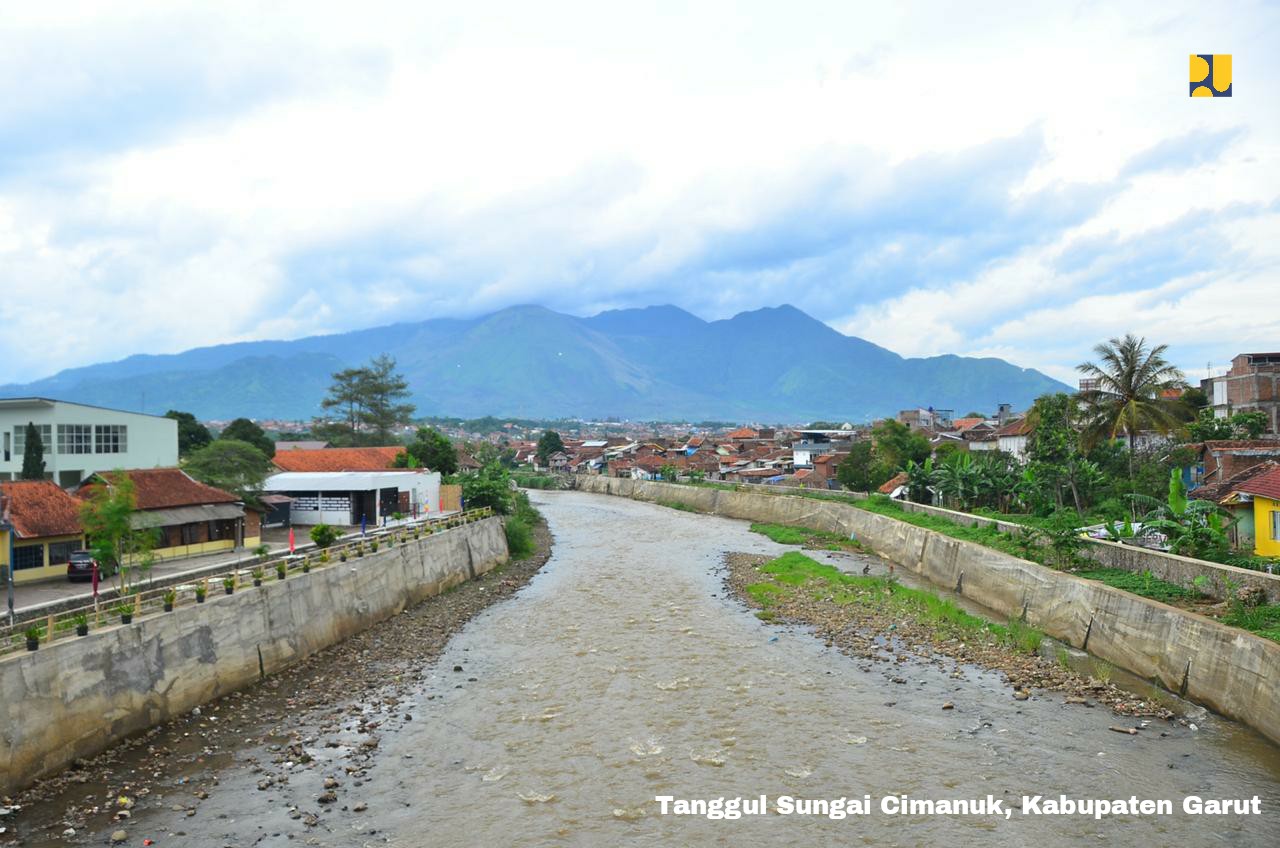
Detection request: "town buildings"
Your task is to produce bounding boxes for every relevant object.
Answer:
[1204,353,1280,434]
[0,398,178,487]
[265,446,441,526]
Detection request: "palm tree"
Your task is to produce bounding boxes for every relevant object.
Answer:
[1077,334,1186,466]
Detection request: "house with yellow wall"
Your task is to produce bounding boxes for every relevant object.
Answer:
[1231,466,1280,558]
[0,480,87,584]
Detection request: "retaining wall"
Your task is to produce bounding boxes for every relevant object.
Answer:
[0,517,509,794]
[658,479,1280,604]
[574,476,1280,747]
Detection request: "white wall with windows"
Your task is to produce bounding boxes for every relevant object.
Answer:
[0,397,178,486]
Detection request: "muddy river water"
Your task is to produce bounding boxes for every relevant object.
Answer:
[18,490,1280,846]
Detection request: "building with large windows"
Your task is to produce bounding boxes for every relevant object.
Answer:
[0,398,178,487]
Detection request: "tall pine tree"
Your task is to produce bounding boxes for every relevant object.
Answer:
[20,422,45,480]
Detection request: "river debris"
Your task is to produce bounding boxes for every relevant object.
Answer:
[723,552,1178,723]
[3,522,554,847]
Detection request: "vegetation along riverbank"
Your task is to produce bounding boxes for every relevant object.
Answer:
[724,549,1182,722]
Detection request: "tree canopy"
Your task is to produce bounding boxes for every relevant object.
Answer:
[165,409,212,456]
[184,439,273,505]
[318,354,416,445]
[395,426,458,474]
[536,430,566,466]
[219,417,275,458]
[1077,334,1185,452]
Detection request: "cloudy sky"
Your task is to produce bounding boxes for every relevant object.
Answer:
[1,1,1277,386]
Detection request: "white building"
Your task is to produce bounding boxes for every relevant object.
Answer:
[0,397,178,487]
[263,470,442,526]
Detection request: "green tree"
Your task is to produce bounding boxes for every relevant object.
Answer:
[836,441,889,492]
[79,471,155,589]
[1186,407,1234,441]
[184,439,273,505]
[536,430,566,466]
[454,463,515,514]
[870,419,931,471]
[360,354,415,443]
[20,421,45,480]
[397,427,458,474]
[319,365,370,445]
[659,464,679,482]
[220,417,275,458]
[319,355,416,445]
[1231,410,1269,439]
[165,409,212,456]
[1077,334,1186,466]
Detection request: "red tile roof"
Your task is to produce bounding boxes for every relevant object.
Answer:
[79,468,240,510]
[994,418,1033,437]
[878,471,909,494]
[726,428,759,440]
[1194,460,1279,502]
[272,446,406,472]
[0,480,84,539]
[1234,465,1280,501]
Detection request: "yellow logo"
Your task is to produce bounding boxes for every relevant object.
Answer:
[1190,54,1231,96]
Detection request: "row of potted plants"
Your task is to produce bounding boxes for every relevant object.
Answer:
[19,514,478,651]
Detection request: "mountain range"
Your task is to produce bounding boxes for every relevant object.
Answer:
[0,304,1070,422]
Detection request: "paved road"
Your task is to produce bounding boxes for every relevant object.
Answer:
[9,540,291,613]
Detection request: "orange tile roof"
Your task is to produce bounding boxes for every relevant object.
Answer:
[950,417,986,431]
[0,480,84,539]
[1235,465,1280,501]
[726,427,759,440]
[878,471,909,494]
[272,446,406,472]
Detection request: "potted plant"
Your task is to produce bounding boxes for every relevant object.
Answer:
[302,557,312,573]
[370,539,380,552]
[195,585,207,604]
[24,624,43,651]
[223,576,236,595]
[73,612,89,637]
[318,551,329,564]
[356,545,365,558]
[339,550,348,563]
[114,600,134,625]
[251,567,264,587]
[276,562,287,581]
[163,589,177,612]
[253,543,271,562]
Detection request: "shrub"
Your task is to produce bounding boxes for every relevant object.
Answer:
[505,516,536,559]
[310,524,341,549]
[253,543,270,560]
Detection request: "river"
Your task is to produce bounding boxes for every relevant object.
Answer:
[16,489,1280,846]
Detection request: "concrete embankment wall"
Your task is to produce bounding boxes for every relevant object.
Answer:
[574,477,1280,747]
[0,518,509,795]
[730,482,1280,604]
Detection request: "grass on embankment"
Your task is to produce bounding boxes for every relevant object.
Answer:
[749,522,863,552]
[746,551,1043,654]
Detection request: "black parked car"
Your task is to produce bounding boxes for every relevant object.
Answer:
[66,550,98,582]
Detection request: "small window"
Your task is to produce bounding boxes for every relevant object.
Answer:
[12,544,45,571]
[1273,509,1280,542]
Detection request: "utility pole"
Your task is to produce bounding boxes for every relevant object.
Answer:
[1,496,14,625]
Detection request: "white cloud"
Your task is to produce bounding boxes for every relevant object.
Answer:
[0,0,1277,386]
